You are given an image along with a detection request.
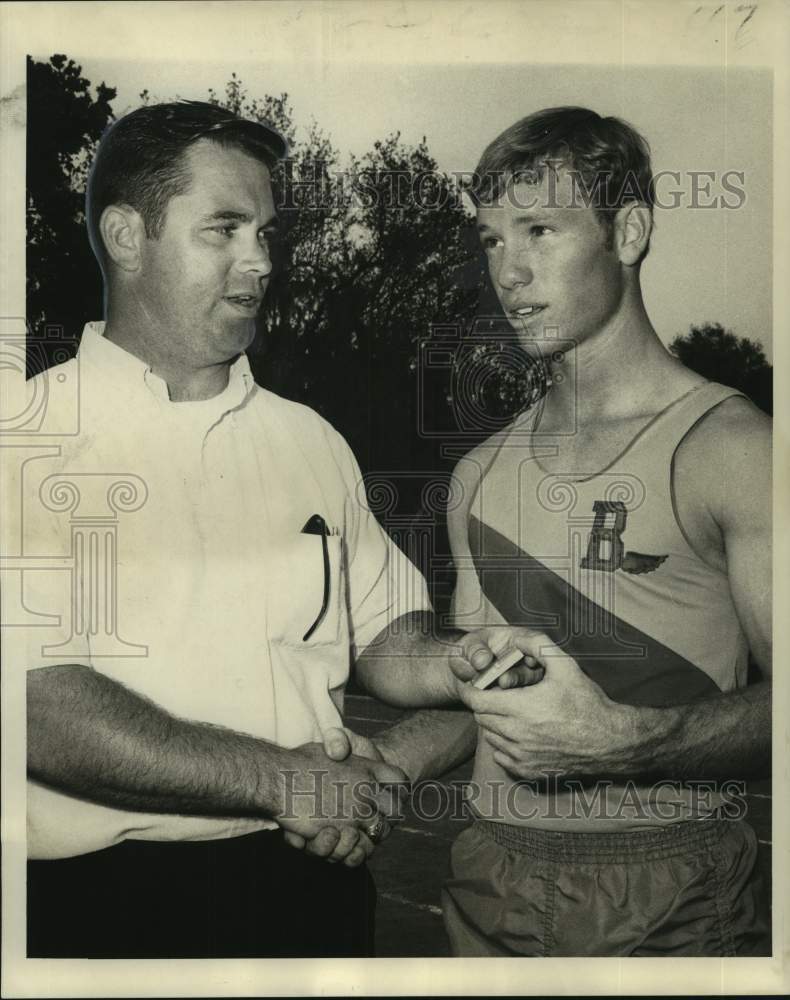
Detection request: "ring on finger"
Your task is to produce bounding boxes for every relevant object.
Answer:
[364,815,387,844]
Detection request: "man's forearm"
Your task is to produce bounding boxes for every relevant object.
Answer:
[375,709,478,783]
[27,664,295,817]
[355,612,462,708]
[618,680,771,781]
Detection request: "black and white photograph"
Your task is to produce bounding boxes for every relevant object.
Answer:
[1,1,787,995]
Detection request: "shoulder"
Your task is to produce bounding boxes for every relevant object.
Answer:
[449,406,534,503]
[31,358,78,386]
[447,417,524,540]
[450,416,525,491]
[247,385,361,488]
[675,390,771,532]
[24,358,81,435]
[249,385,353,451]
[450,440,496,517]
[677,391,771,477]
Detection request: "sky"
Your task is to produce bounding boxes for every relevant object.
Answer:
[74,54,773,359]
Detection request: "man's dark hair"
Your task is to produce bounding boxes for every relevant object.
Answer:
[468,106,654,243]
[86,100,288,266]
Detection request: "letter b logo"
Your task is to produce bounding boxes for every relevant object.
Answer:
[580,500,627,572]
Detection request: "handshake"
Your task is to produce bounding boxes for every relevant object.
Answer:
[275,726,408,868]
[277,626,548,867]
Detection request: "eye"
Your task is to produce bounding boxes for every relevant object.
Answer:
[530,225,553,237]
[209,224,237,238]
[481,235,503,251]
[258,227,279,246]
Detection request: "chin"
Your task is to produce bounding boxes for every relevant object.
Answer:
[222,321,257,351]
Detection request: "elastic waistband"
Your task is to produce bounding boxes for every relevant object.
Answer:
[477,817,735,863]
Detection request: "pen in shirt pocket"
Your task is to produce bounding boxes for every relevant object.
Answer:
[301,514,337,640]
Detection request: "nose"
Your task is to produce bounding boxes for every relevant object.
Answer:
[236,233,273,283]
[494,244,533,293]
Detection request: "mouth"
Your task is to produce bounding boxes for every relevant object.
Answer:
[224,295,262,314]
[508,304,546,321]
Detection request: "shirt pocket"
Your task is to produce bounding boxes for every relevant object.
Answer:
[265,534,343,647]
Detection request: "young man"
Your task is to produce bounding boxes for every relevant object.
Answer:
[439,107,772,956]
[18,101,523,959]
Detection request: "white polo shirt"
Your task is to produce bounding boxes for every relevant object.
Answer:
[20,322,430,858]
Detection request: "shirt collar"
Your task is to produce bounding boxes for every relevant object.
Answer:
[78,320,255,418]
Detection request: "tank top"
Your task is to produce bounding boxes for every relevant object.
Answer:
[452,382,749,831]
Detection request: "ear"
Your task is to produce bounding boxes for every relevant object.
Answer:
[614,202,652,266]
[99,205,145,272]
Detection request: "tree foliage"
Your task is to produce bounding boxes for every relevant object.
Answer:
[271,131,483,470]
[26,55,116,373]
[670,323,772,415]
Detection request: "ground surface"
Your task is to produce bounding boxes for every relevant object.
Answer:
[343,688,773,958]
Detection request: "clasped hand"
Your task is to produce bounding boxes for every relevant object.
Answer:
[277,731,407,867]
[451,628,632,780]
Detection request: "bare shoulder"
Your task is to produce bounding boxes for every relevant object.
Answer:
[676,394,771,492]
[451,441,488,493]
[447,421,519,542]
[450,415,526,500]
[447,442,488,545]
[683,392,770,442]
[674,394,771,562]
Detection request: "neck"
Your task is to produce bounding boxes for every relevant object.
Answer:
[104,301,231,402]
[543,284,679,422]
[156,364,231,403]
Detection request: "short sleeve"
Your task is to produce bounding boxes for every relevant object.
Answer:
[331,437,432,657]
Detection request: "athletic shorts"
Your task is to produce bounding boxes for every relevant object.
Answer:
[442,818,770,957]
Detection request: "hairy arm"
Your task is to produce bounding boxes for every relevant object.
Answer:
[355,611,487,708]
[355,612,459,707]
[375,709,478,783]
[621,682,769,780]
[27,664,288,816]
[462,634,770,783]
[27,664,405,842]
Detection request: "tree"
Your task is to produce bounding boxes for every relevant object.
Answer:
[26,55,116,374]
[669,323,772,415]
[281,130,482,474]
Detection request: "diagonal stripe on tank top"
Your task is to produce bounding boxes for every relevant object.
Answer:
[468,514,720,707]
